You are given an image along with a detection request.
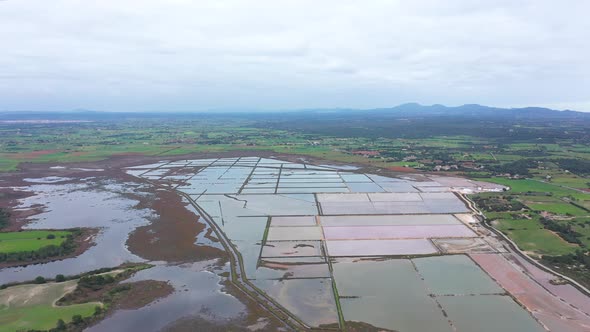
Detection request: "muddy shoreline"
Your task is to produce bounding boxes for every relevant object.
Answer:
[127,188,226,263]
[0,151,453,331]
[0,149,424,185]
[0,152,300,331]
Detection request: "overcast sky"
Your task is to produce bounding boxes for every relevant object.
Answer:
[1,1,589,112]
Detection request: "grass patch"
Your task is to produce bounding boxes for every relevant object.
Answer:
[0,304,96,332]
[495,218,541,231]
[0,231,71,253]
[0,158,18,172]
[478,178,589,200]
[502,228,579,256]
[527,202,587,216]
[0,280,99,332]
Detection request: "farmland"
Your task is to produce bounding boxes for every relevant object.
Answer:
[0,230,71,253]
[1,112,589,262]
[0,108,589,331]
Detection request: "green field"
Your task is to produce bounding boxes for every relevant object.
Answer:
[495,217,541,231]
[0,280,100,332]
[501,228,579,256]
[531,168,589,190]
[479,178,590,203]
[480,178,582,196]
[474,177,589,257]
[0,231,71,253]
[493,216,580,255]
[526,202,587,216]
[1,112,590,288]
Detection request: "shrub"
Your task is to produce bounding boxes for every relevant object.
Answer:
[94,305,103,316]
[55,319,66,330]
[72,314,83,325]
[0,208,9,229]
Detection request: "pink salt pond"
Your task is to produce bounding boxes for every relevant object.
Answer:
[471,253,590,332]
[326,239,438,256]
[322,224,476,240]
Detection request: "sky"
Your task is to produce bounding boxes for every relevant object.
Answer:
[1,0,589,112]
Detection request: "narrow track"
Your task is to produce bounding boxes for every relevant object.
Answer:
[460,194,590,296]
[173,188,311,331]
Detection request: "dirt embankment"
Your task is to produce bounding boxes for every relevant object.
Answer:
[126,188,226,263]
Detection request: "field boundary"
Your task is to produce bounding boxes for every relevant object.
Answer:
[461,194,590,296]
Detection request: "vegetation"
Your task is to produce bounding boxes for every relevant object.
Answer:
[472,195,526,212]
[0,230,78,264]
[0,264,153,332]
[488,159,537,177]
[542,250,590,288]
[555,158,590,176]
[0,208,9,230]
[77,274,116,291]
[0,230,71,253]
[0,279,99,332]
[1,109,589,287]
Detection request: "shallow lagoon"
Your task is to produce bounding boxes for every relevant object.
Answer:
[88,261,246,332]
[0,181,153,284]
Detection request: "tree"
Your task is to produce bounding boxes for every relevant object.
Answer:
[55,274,66,282]
[94,305,103,316]
[56,319,66,330]
[72,314,83,325]
[34,276,46,284]
[46,234,56,239]
[0,208,10,230]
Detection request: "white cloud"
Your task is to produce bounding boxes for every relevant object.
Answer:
[0,0,589,111]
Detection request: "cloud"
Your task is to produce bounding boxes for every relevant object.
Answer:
[0,0,588,111]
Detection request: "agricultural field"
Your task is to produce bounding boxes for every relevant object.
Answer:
[1,110,590,331]
[0,231,71,253]
[472,176,590,285]
[1,114,589,259]
[480,202,582,254]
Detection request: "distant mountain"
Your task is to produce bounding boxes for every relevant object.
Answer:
[363,103,585,119]
[0,103,588,121]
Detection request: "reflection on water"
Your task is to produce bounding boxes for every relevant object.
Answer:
[88,261,246,332]
[1,177,260,331]
[0,181,153,284]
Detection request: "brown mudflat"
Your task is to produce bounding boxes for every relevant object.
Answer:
[126,188,226,262]
[114,279,174,310]
[59,271,172,310]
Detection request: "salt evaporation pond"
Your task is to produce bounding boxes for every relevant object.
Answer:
[125,156,547,331]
